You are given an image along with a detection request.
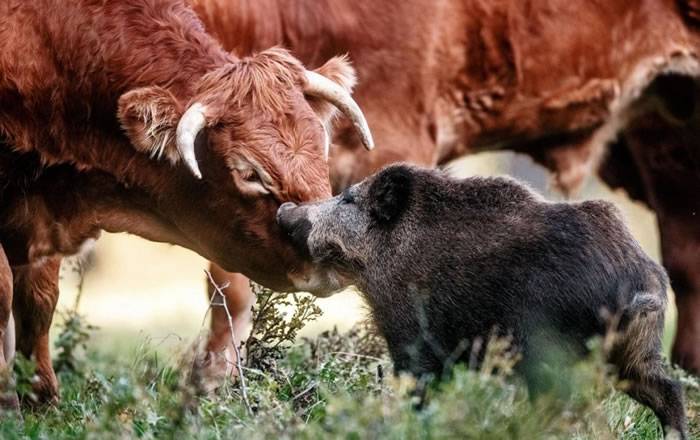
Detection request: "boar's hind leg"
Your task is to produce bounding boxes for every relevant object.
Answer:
[622,374,687,439]
[611,294,688,439]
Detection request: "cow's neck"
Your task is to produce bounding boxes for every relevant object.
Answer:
[0,156,199,265]
[61,145,207,255]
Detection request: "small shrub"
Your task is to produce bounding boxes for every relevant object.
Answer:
[53,310,98,376]
[244,282,323,371]
[54,255,97,377]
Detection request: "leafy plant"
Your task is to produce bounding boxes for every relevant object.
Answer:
[53,311,97,376]
[54,255,97,377]
[12,353,36,404]
[244,282,323,371]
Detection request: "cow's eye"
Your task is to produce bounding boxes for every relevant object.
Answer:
[239,169,260,183]
[235,168,270,196]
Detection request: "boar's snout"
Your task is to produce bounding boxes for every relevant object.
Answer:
[277,202,312,257]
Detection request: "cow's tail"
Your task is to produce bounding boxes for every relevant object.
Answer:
[679,0,700,25]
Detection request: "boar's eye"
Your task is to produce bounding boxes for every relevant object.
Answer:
[339,188,354,205]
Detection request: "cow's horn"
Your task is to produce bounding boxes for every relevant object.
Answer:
[303,71,375,151]
[176,102,206,179]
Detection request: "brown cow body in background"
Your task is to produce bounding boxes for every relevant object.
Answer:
[192,0,700,376]
[0,0,373,407]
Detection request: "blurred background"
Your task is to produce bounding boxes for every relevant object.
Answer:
[55,152,673,353]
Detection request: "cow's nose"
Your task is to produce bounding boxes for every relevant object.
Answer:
[277,202,298,227]
[279,201,297,213]
[277,202,312,256]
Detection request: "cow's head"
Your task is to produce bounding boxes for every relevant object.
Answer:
[117,48,373,289]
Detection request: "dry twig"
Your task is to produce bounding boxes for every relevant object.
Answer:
[205,270,253,416]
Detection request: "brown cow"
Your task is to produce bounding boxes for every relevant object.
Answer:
[191,0,700,378]
[0,0,373,408]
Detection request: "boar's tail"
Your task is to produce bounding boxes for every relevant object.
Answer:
[623,293,665,320]
[617,292,665,333]
[611,291,667,377]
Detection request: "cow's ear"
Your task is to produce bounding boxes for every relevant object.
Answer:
[307,55,358,125]
[368,166,413,225]
[117,86,183,165]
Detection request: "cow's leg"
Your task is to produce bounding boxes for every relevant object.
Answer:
[0,244,18,411]
[603,83,700,374]
[659,218,700,374]
[197,262,254,388]
[12,257,61,406]
[625,124,700,374]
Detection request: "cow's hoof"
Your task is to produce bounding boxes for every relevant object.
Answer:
[33,378,60,408]
[21,390,59,410]
[191,350,237,395]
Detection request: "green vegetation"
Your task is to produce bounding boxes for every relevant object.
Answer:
[1,284,698,439]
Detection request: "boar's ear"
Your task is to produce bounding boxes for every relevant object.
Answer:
[117,86,183,166]
[369,166,413,225]
[306,55,358,126]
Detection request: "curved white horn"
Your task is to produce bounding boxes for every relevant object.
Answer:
[304,71,375,151]
[176,102,207,179]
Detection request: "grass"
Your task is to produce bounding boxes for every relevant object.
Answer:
[1,285,698,439]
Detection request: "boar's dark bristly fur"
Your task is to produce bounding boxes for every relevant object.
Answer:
[277,164,688,438]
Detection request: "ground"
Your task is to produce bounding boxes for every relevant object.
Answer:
[1,287,698,440]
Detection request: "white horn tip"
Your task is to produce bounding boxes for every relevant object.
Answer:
[356,123,375,151]
[184,155,203,179]
[191,166,203,180]
[363,132,375,151]
[304,71,375,152]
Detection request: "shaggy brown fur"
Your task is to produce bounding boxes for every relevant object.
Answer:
[0,0,364,407]
[0,0,351,277]
[602,99,700,375]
